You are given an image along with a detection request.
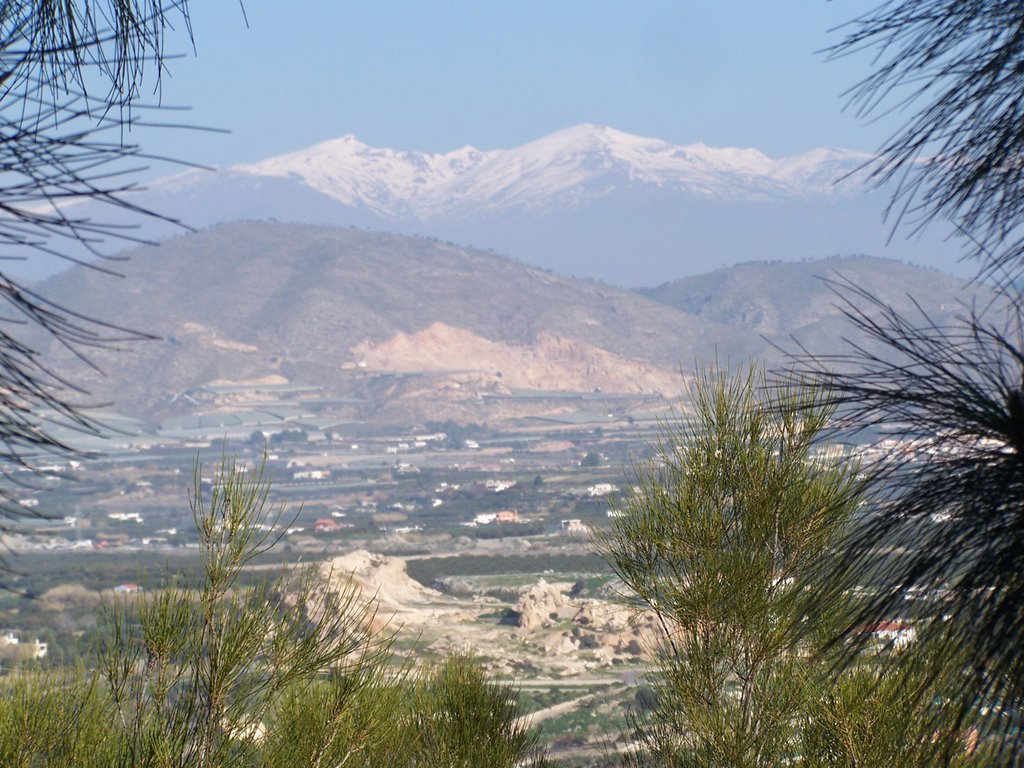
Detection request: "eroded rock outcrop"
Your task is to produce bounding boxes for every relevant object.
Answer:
[515,579,567,630]
[320,550,441,612]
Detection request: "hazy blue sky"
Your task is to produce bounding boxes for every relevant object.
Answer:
[141,2,890,170]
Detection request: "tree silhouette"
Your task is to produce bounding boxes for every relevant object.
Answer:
[830,0,1024,283]
[783,279,1024,760]
[0,2,195,520]
[790,2,1024,760]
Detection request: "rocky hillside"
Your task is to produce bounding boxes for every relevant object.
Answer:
[32,223,984,425]
[640,255,977,356]
[34,222,734,420]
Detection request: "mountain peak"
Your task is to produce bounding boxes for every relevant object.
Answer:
[522,124,672,157]
[542,123,627,143]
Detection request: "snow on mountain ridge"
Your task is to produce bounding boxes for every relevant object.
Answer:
[771,147,874,189]
[229,125,874,218]
[233,135,496,215]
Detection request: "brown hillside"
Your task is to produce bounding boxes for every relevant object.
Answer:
[34,223,720,420]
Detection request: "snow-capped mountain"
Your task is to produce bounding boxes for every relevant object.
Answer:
[224,124,873,218]
[89,125,966,288]
[231,136,496,217]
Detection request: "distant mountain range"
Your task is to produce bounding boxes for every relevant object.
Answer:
[35,223,982,426]
[221,124,873,215]
[33,125,969,287]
